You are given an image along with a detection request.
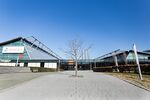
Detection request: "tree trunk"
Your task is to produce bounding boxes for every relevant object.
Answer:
[75,61,78,76]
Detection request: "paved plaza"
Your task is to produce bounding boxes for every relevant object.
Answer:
[0,71,150,100]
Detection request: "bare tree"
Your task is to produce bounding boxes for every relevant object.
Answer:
[65,39,83,76]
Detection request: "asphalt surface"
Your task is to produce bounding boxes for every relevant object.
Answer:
[0,71,150,100]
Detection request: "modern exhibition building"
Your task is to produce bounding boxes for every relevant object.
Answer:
[94,49,150,73]
[0,36,61,69]
[0,37,150,73]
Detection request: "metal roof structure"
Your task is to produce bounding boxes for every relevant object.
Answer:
[143,50,150,53]
[24,36,61,60]
[129,50,150,55]
[95,49,127,60]
[95,49,150,62]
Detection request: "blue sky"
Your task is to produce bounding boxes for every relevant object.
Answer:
[0,0,150,58]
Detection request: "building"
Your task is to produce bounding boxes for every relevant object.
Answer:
[60,59,93,70]
[0,36,61,69]
[95,49,150,66]
[94,49,150,72]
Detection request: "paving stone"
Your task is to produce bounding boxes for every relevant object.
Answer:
[0,71,149,100]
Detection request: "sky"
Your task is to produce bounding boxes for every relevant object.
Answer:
[0,0,150,58]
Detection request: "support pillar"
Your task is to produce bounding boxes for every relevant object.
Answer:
[113,54,119,72]
[133,44,143,80]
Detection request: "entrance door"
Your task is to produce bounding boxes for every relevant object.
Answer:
[24,62,28,67]
[40,62,45,67]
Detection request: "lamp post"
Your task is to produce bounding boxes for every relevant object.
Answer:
[133,44,143,80]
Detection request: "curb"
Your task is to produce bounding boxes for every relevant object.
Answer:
[122,79,150,92]
[105,73,150,92]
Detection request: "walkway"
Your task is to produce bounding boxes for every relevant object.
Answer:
[0,71,149,100]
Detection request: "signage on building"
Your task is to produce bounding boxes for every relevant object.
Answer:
[0,59,11,62]
[2,46,25,53]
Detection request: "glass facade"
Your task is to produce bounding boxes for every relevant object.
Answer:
[0,40,29,61]
[127,52,149,60]
[0,37,59,68]
[96,50,150,66]
[0,38,58,62]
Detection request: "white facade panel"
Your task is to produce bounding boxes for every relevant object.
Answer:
[0,62,57,68]
[52,63,57,68]
[3,63,7,66]
[20,63,24,67]
[0,63,5,66]
[44,63,49,68]
[44,63,57,68]
[28,63,40,67]
[0,63,16,66]
[7,63,12,66]
[11,63,16,66]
